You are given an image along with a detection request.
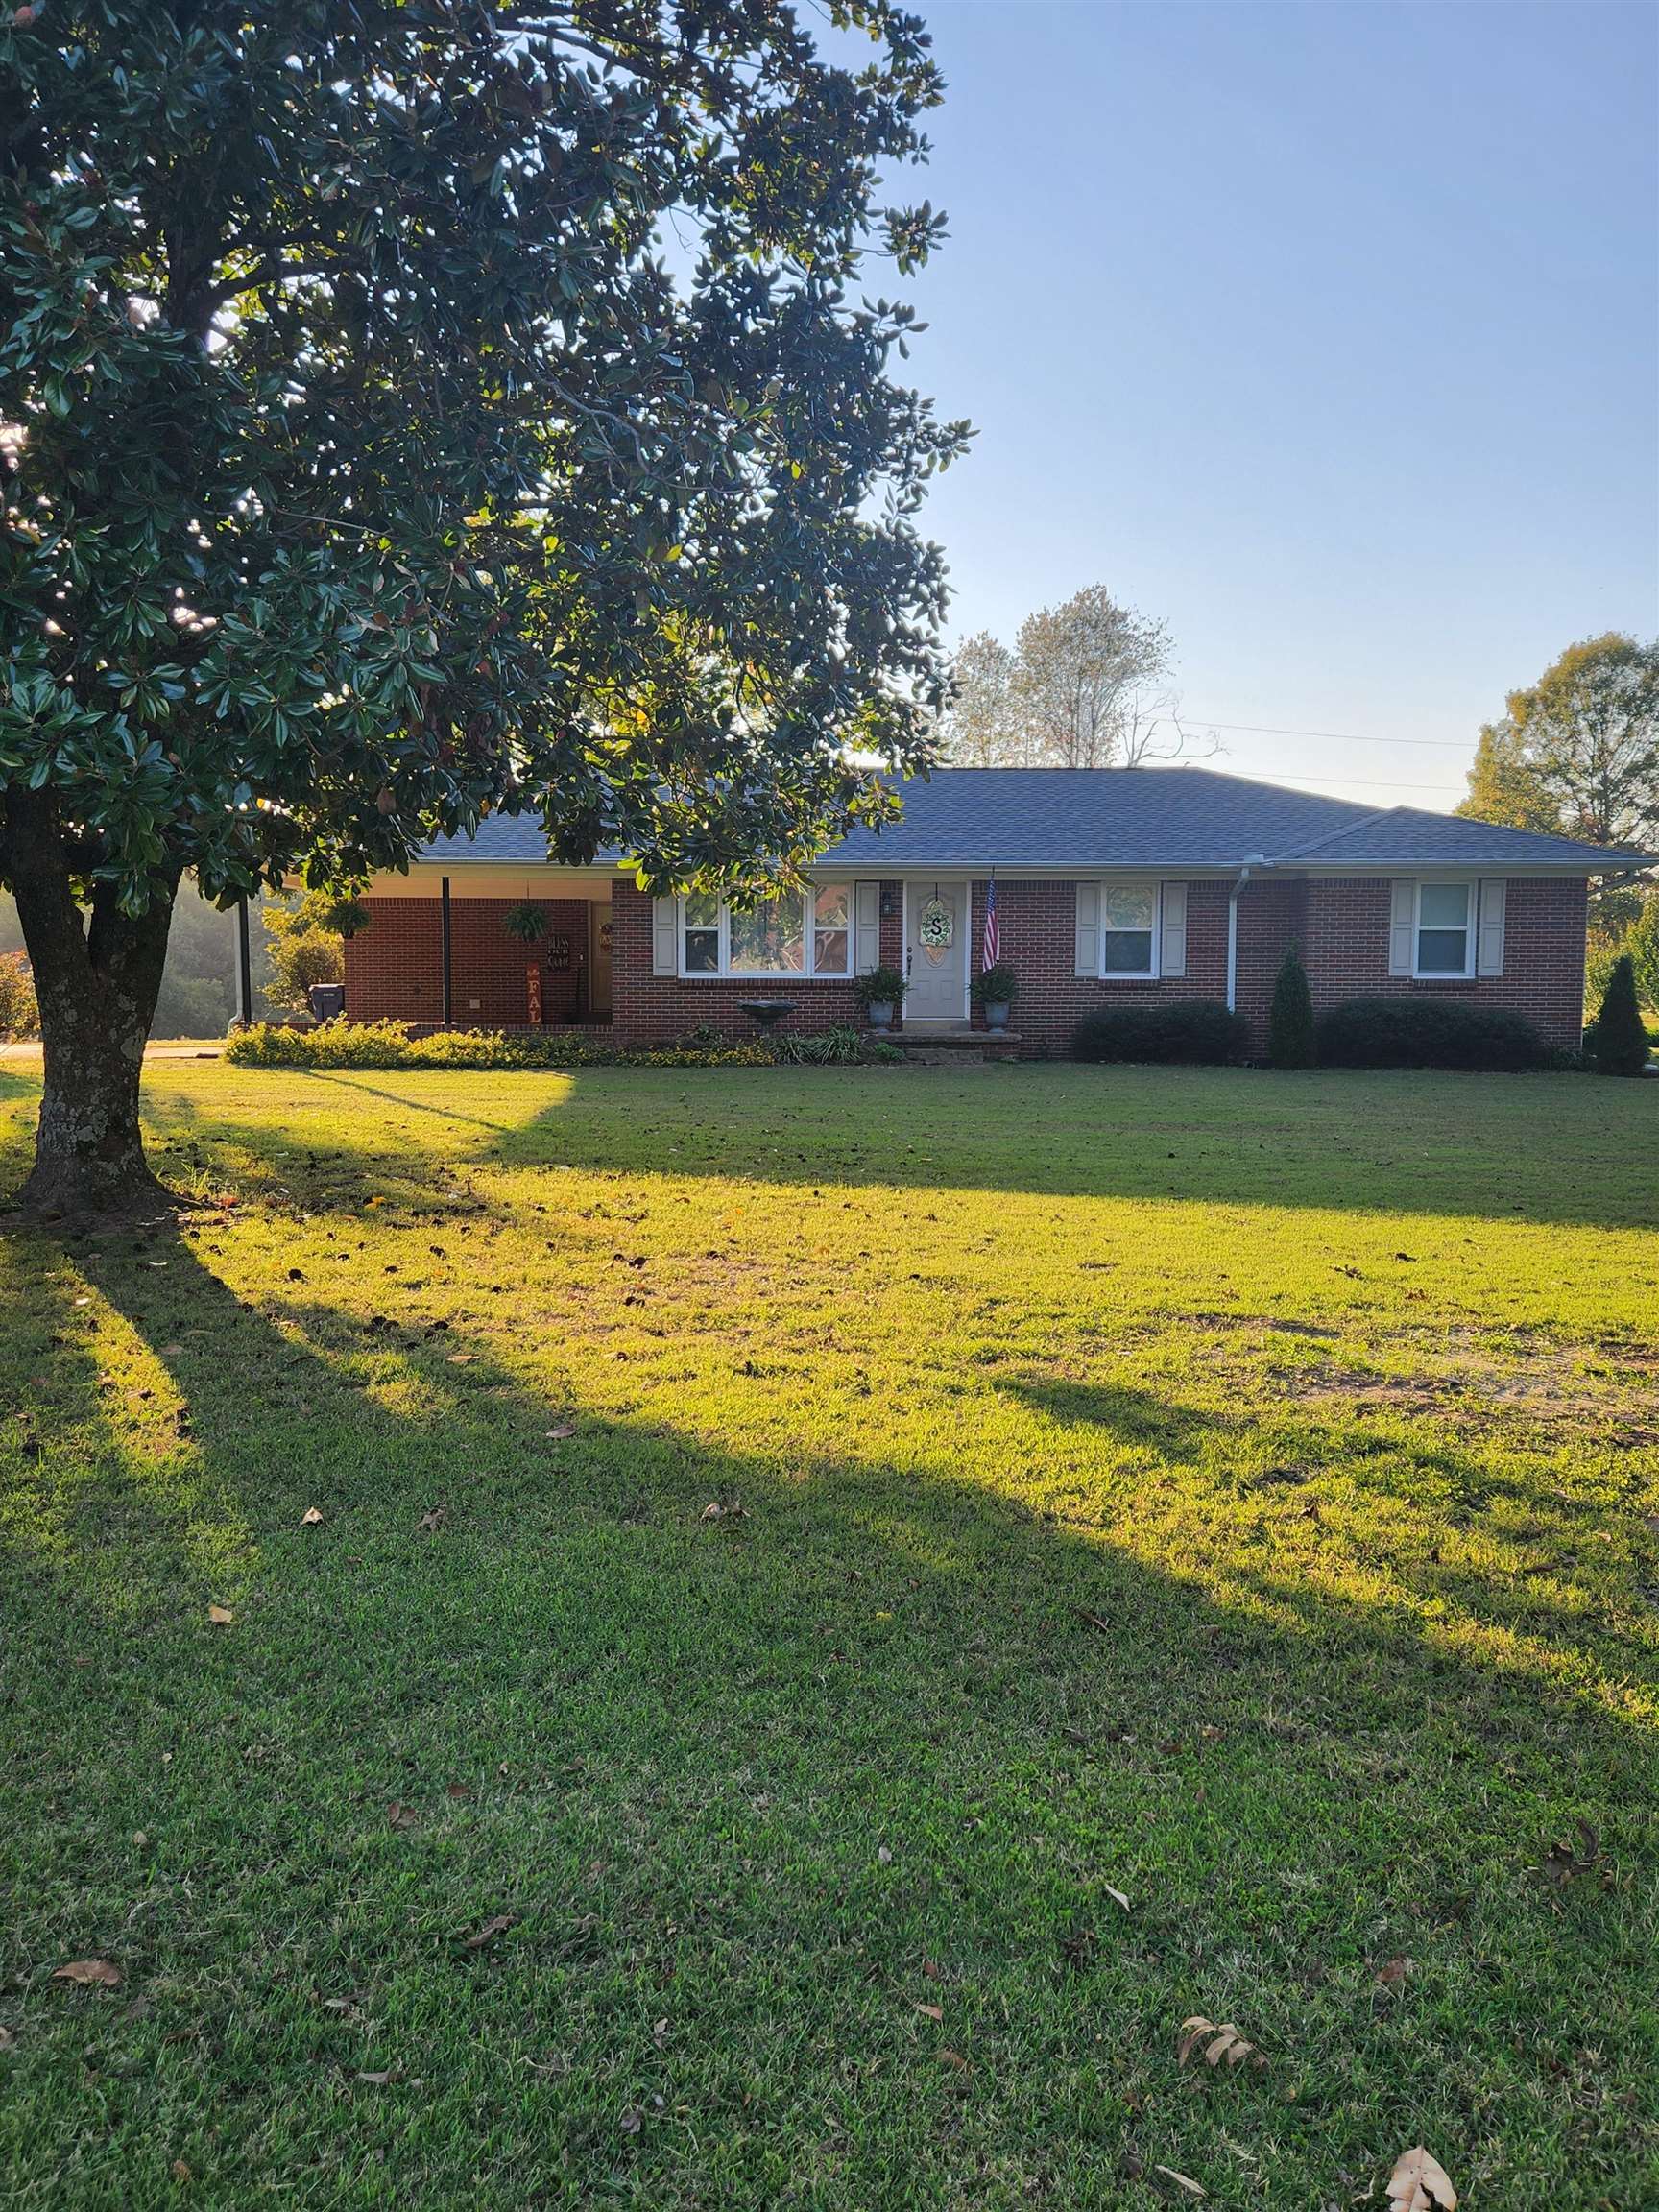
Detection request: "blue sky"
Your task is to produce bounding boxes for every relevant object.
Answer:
[900,1,1658,807]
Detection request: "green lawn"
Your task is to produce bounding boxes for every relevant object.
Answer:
[3,1059,1657,2209]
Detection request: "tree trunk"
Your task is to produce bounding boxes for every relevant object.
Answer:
[5,799,179,1217]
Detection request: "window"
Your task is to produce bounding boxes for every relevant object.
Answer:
[1416,881,1473,975]
[680,886,854,978]
[1101,883,1158,976]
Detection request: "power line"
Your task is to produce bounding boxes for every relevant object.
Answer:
[1256,767,1464,795]
[1181,716,1469,750]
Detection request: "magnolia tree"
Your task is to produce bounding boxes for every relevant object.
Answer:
[0,0,966,1211]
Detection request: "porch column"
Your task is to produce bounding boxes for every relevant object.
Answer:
[440,876,453,1026]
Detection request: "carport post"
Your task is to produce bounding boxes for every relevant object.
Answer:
[441,875,453,1026]
[234,897,252,1027]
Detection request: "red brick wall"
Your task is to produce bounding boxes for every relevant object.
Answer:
[1301,875,1586,1046]
[608,879,904,1046]
[346,896,594,1027]
[345,874,1590,1055]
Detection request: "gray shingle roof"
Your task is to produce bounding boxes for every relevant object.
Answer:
[420,767,1656,875]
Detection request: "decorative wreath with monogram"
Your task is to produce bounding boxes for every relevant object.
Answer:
[919,895,953,963]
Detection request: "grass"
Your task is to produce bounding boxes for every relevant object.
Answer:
[2,1057,1657,2210]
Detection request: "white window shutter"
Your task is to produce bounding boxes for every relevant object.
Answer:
[1074,882,1100,976]
[1388,880,1415,976]
[652,895,679,976]
[1159,881,1188,977]
[1477,879,1506,975]
[854,881,880,974]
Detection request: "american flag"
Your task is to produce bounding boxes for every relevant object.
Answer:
[981,875,1000,970]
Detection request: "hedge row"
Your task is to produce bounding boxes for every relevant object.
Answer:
[1070,995,1558,1070]
[224,1020,902,1071]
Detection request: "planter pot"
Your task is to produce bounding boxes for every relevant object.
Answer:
[866,1001,896,1030]
[982,999,1011,1032]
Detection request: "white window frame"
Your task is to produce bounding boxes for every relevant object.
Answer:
[678,885,854,980]
[1098,879,1162,979]
[1412,878,1476,980]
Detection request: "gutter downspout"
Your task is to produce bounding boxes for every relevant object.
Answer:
[1226,855,1272,1013]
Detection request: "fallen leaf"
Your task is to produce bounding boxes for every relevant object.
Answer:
[937,2046,970,2070]
[0,2026,17,2049]
[72,1295,91,1309]
[356,2067,397,2085]
[1103,1883,1131,1912]
[1539,1819,1600,1885]
[1177,2016,1265,2070]
[460,1913,516,1950]
[1376,1957,1411,1986]
[53,1959,122,1988]
[171,2159,192,2182]
[877,1844,893,1865]
[300,1506,325,1527]
[415,1506,446,1535]
[915,2001,943,2021]
[445,1352,477,1365]
[445,1781,473,1800]
[1387,2145,1457,2211]
[544,1422,576,1440]
[206,1603,234,1626]
[1153,2166,1206,2198]
[386,1801,420,1831]
[1077,1608,1113,1634]
[618,2105,643,2135]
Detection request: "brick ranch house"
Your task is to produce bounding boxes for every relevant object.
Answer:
[343,767,1653,1056]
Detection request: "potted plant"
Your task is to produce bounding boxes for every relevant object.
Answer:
[973,962,1018,1031]
[505,901,549,947]
[854,964,907,1030]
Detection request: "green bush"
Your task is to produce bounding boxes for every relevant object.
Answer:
[853,965,906,1011]
[1265,945,1316,1070]
[1586,954,1650,1077]
[225,1020,900,1072]
[1314,998,1548,1071]
[0,950,38,1038]
[971,962,1018,1009]
[1072,999,1248,1066]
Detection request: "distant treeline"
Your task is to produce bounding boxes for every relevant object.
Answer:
[0,879,281,1039]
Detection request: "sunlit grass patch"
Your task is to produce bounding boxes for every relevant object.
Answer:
[2,1060,1656,2208]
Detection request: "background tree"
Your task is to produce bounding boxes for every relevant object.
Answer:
[938,630,1020,765]
[1624,892,1659,1015]
[1456,634,1659,929]
[938,585,1215,768]
[1265,943,1316,1069]
[261,890,363,1013]
[0,0,966,1212]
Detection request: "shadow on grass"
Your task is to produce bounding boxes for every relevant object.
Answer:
[5,1164,1658,2201]
[293,1061,1657,1231]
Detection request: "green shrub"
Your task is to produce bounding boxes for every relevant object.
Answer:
[1072,999,1248,1065]
[225,1020,900,1073]
[1265,945,1316,1070]
[1314,998,1547,1071]
[0,950,38,1038]
[1586,954,1650,1077]
[1624,894,1659,1015]
[853,965,906,1011]
[971,962,1018,1009]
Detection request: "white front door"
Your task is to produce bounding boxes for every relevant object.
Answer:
[904,881,968,1023]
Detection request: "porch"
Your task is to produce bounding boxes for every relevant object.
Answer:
[342,872,619,1031]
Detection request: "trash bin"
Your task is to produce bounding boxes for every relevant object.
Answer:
[307,983,347,1022]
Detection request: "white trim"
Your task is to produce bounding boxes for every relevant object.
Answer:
[1096,878,1162,978]
[1410,877,1477,980]
[675,885,854,981]
[902,878,973,1022]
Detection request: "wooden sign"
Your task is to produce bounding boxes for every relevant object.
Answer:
[544,932,571,971]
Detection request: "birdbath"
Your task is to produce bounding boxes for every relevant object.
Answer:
[737,998,796,1034]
